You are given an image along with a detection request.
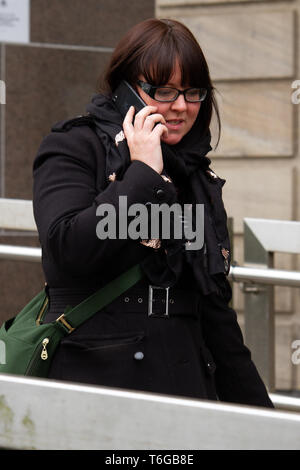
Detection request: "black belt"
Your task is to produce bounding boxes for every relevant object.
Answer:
[46,285,201,320]
[106,285,201,318]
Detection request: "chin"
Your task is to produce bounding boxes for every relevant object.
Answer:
[162,134,184,146]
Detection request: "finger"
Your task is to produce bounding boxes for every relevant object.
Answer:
[134,105,158,130]
[123,105,135,126]
[122,106,135,137]
[143,113,166,132]
[152,123,169,139]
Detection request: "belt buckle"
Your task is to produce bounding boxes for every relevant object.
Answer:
[148,285,170,318]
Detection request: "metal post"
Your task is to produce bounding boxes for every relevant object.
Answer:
[244,223,275,391]
[243,218,300,393]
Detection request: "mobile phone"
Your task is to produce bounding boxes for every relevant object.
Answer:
[112,80,146,118]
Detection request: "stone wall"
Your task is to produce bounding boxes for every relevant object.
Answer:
[157,0,300,390]
[0,0,154,320]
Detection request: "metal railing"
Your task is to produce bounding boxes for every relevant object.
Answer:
[241,218,300,392]
[0,244,41,262]
[229,265,300,287]
[0,374,300,450]
[1,242,300,285]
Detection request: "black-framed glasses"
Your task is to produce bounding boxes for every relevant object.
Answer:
[137,80,208,103]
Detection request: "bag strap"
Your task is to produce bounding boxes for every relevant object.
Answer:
[54,263,143,333]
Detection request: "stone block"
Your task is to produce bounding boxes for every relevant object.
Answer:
[157,0,266,5]
[274,285,293,314]
[31,0,155,48]
[210,81,293,157]
[167,10,294,80]
[211,159,293,233]
[4,44,111,199]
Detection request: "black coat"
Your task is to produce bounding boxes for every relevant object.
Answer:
[32,118,274,408]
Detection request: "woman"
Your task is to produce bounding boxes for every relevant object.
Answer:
[33,18,274,408]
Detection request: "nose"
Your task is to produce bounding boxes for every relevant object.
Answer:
[170,93,188,112]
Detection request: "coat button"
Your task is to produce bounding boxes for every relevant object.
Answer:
[134,351,144,360]
[155,189,165,201]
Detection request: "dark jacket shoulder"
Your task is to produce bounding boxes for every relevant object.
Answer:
[51,114,96,133]
[33,115,103,173]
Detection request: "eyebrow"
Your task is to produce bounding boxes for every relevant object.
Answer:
[165,83,191,89]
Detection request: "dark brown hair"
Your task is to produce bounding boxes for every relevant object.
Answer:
[101,18,221,145]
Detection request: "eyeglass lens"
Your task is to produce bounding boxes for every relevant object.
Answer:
[154,87,207,102]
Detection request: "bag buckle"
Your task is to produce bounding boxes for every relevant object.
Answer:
[148,285,170,318]
[56,314,75,333]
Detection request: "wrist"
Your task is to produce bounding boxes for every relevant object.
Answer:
[150,164,163,174]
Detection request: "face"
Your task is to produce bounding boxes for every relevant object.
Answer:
[137,62,201,145]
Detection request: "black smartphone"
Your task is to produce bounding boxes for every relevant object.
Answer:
[112,80,146,118]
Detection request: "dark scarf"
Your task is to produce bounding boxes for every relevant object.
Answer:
[86,93,231,296]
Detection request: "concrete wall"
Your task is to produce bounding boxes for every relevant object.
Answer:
[156,0,300,390]
[0,1,154,319]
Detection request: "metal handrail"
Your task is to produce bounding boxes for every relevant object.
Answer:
[0,374,300,450]
[1,243,299,287]
[269,393,300,412]
[229,265,300,287]
[0,244,41,262]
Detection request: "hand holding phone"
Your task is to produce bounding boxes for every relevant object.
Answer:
[113,81,168,174]
[112,80,146,119]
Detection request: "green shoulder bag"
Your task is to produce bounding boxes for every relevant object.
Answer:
[0,264,143,378]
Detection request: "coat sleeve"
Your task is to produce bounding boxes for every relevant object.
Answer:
[201,280,274,408]
[32,125,177,276]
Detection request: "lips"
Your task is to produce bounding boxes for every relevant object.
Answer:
[166,119,184,130]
